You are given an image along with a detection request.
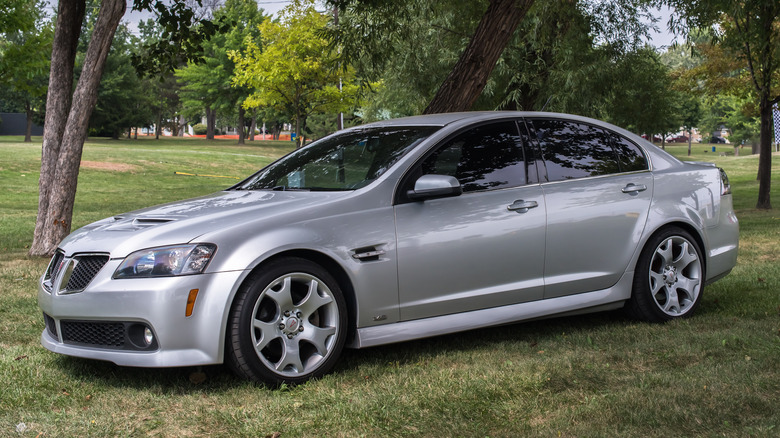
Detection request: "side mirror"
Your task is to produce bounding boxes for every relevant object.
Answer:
[407,174,462,201]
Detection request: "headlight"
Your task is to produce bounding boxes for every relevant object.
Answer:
[113,244,217,279]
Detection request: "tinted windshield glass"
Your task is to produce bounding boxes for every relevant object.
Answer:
[237,126,439,191]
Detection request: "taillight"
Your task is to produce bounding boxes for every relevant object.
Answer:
[719,168,731,196]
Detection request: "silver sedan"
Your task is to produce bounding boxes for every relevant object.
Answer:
[38,112,739,385]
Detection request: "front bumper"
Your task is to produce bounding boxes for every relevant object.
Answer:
[38,258,245,367]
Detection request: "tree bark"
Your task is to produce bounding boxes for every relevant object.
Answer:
[29,0,126,256]
[155,108,162,139]
[206,107,216,139]
[295,114,301,148]
[249,110,256,141]
[756,94,772,209]
[423,0,534,114]
[237,105,245,144]
[24,100,33,142]
[687,128,692,156]
[31,0,86,256]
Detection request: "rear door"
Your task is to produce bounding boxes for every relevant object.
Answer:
[524,118,653,298]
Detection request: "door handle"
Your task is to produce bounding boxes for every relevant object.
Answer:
[621,183,647,194]
[507,200,538,213]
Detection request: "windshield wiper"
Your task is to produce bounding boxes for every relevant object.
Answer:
[267,186,310,191]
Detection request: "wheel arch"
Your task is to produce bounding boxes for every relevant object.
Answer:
[227,249,359,350]
[638,220,708,277]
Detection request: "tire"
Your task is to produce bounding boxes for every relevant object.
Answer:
[626,227,705,322]
[226,257,347,385]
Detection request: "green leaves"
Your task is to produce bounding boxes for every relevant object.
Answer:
[130,0,232,77]
[231,1,362,139]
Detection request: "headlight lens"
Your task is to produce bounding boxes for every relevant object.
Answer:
[113,244,216,279]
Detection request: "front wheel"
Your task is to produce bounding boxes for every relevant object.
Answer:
[626,227,705,322]
[226,257,347,385]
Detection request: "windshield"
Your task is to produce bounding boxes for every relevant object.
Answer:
[236,126,439,191]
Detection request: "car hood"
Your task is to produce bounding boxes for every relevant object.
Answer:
[59,190,350,258]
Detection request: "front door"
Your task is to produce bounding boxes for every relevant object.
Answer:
[394,120,546,321]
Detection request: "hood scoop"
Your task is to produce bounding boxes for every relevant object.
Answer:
[104,216,176,231]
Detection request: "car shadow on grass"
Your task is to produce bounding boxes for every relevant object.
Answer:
[53,308,683,390]
[53,356,240,392]
[336,310,632,372]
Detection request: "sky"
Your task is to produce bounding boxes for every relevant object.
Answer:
[122,0,294,34]
[644,6,680,50]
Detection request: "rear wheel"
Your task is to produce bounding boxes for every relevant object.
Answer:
[626,227,704,322]
[226,257,347,385]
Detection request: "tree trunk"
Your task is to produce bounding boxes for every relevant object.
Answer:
[155,110,162,139]
[423,0,534,114]
[237,105,245,145]
[24,100,33,142]
[295,114,301,148]
[249,110,256,141]
[756,94,772,209]
[29,0,126,256]
[687,128,692,156]
[31,0,86,256]
[206,107,215,139]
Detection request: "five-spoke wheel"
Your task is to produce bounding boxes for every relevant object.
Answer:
[227,257,347,385]
[627,227,704,322]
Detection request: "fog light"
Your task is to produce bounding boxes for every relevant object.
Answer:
[144,327,154,345]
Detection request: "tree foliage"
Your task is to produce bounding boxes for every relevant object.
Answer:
[0,0,52,141]
[336,0,664,130]
[0,0,37,34]
[30,0,225,256]
[88,24,155,138]
[231,0,361,145]
[666,0,780,209]
[176,0,266,141]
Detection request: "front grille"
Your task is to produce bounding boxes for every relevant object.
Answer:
[43,313,57,338]
[61,321,125,348]
[64,255,109,291]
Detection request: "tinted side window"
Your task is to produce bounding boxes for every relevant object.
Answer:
[611,134,648,172]
[531,119,620,181]
[421,121,526,192]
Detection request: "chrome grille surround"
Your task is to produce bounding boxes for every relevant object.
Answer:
[42,252,110,294]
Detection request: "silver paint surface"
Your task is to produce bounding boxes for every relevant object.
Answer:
[38,112,739,366]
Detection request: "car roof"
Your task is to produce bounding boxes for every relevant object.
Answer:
[355,111,683,171]
[361,111,625,131]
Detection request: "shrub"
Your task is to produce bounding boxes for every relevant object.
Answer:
[192,124,207,135]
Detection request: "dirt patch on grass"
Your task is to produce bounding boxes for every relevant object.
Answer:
[81,161,139,172]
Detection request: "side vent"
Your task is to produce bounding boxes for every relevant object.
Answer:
[351,246,386,262]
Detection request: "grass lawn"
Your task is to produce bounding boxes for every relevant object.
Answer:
[0,136,778,437]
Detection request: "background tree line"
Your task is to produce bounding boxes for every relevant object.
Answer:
[0,0,776,255]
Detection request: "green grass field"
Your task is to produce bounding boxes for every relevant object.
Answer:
[1,136,778,437]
